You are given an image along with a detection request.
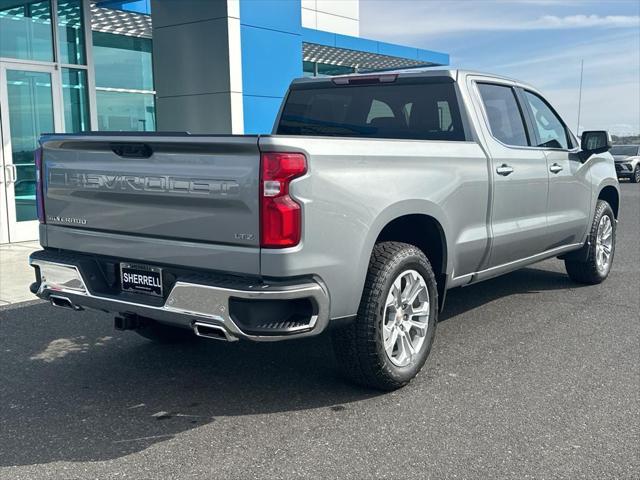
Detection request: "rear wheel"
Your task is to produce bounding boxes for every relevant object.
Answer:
[565,200,616,284]
[332,242,438,390]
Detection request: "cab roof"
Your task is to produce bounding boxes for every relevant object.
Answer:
[291,67,537,92]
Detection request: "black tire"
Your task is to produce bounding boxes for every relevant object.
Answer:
[332,242,438,390]
[135,320,196,343]
[632,165,640,184]
[564,199,616,284]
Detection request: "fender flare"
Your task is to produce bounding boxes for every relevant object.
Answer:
[350,199,451,310]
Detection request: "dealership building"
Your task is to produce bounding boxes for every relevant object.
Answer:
[0,0,448,243]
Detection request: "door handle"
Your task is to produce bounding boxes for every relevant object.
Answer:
[4,165,16,183]
[3,165,12,184]
[549,163,563,174]
[496,164,514,176]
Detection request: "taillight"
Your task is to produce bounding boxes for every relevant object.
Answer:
[34,146,45,224]
[260,152,307,248]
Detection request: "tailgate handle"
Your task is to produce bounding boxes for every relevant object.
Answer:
[111,143,153,159]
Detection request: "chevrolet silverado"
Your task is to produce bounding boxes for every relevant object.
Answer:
[30,69,619,390]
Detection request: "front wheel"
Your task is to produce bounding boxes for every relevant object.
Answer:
[332,242,438,390]
[564,199,616,284]
[632,165,640,184]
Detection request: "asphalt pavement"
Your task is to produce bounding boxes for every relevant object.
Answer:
[1,183,638,479]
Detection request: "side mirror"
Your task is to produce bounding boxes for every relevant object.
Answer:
[579,130,612,161]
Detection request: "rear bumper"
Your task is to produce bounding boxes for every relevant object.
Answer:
[29,250,330,342]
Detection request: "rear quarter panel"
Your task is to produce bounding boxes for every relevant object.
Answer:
[259,136,490,318]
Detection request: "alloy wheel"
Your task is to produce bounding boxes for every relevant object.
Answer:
[595,214,613,274]
[382,269,430,367]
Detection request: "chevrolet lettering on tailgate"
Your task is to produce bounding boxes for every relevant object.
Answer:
[48,170,240,196]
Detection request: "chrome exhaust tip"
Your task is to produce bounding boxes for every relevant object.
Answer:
[193,321,235,342]
[49,295,82,311]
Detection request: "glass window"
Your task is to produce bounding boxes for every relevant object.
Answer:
[523,91,569,149]
[96,90,155,131]
[6,69,54,222]
[477,83,529,147]
[303,61,315,77]
[62,68,90,132]
[438,100,453,132]
[366,99,394,123]
[57,0,86,64]
[92,31,153,90]
[0,0,53,61]
[302,61,355,78]
[278,81,466,141]
[316,62,355,77]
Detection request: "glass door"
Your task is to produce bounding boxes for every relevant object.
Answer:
[0,131,8,244]
[0,62,62,243]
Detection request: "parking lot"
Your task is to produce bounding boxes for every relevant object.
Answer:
[0,183,638,480]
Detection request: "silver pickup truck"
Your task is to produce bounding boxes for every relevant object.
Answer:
[30,69,619,390]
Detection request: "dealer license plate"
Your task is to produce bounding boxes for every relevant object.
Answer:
[120,263,163,297]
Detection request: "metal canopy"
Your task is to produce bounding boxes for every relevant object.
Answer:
[303,42,432,71]
[90,4,152,38]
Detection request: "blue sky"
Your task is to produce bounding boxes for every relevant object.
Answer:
[360,0,640,136]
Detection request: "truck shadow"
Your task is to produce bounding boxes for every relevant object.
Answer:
[0,301,376,467]
[0,265,580,467]
[440,265,585,322]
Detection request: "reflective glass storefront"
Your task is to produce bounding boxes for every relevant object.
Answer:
[5,69,55,222]
[1,0,156,243]
[96,89,155,131]
[303,60,356,77]
[93,31,152,90]
[0,0,54,62]
[0,0,89,243]
[57,0,86,64]
[93,30,155,131]
[62,67,90,132]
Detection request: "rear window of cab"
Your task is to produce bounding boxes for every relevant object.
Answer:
[277,80,468,141]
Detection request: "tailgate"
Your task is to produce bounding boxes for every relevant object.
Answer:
[41,134,260,247]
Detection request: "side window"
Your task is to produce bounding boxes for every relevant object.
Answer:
[523,91,569,149]
[366,99,394,124]
[477,83,529,147]
[402,103,413,124]
[438,100,453,132]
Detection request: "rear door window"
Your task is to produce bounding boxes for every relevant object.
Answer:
[277,80,467,141]
[477,83,529,147]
